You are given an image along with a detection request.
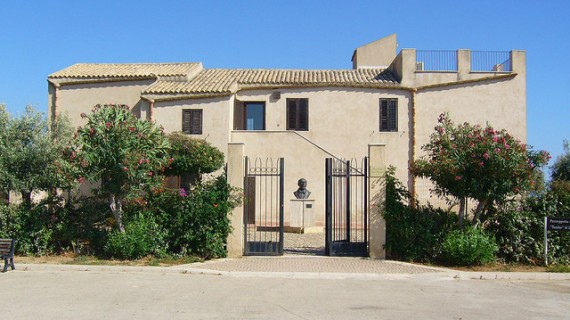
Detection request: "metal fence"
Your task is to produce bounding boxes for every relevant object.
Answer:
[243,157,284,256]
[325,158,368,256]
[471,51,512,72]
[415,50,458,72]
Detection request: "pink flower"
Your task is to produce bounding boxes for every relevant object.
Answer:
[148,172,153,176]
[179,188,187,197]
[479,161,484,167]
[105,122,112,129]
[495,148,501,153]
[455,175,462,181]
[139,159,144,165]
[78,176,85,184]
[123,166,128,172]
[483,152,489,160]
[504,143,510,150]
[492,135,498,142]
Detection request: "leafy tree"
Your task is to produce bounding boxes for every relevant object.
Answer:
[412,113,550,226]
[68,104,170,232]
[165,132,224,176]
[551,140,570,182]
[0,105,74,206]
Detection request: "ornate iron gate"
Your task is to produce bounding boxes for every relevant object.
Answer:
[243,157,284,255]
[325,157,369,256]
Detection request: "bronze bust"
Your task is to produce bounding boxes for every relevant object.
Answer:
[293,178,311,199]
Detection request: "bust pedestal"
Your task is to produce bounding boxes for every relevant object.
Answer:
[286,199,315,233]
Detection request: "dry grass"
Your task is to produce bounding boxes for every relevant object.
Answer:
[16,254,202,267]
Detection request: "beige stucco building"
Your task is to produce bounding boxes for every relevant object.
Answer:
[48,34,526,257]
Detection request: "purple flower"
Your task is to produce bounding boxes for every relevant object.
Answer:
[179,188,187,197]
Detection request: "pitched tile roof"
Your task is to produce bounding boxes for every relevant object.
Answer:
[143,68,399,95]
[48,63,202,79]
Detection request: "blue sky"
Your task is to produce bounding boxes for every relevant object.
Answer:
[1,0,568,173]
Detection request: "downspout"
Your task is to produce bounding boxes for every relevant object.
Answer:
[410,88,417,202]
[142,97,155,121]
[149,99,155,121]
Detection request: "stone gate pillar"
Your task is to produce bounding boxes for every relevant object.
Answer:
[226,143,245,257]
[368,144,387,259]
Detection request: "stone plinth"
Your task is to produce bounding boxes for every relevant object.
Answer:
[286,199,315,233]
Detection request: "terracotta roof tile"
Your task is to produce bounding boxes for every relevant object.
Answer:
[48,63,202,79]
[143,68,398,95]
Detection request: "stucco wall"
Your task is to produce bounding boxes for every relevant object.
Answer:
[232,87,413,227]
[413,75,526,205]
[153,96,232,153]
[51,80,155,125]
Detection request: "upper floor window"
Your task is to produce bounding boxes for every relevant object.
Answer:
[182,109,203,134]
[244,102,265,130]
[287,98,309,131]
[379,99,398,132]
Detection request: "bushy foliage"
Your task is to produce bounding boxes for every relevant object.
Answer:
[485,204,544,264]
[0,105,74,205]
[412,113,550,224]
[443,227,498,265]
[0,204,54,255]
[382,167,456,262]
[551,140,570,182]
[140,174,241,259]
[165,132,224,176]
[0,195,110,256]
[105,213,166,259]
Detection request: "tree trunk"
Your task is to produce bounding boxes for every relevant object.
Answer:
[458,197,466,229]
[109,193,125,233]
[21,191,32,208]
[472,200,487,226]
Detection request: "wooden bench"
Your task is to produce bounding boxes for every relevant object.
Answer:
[0,239,15,272]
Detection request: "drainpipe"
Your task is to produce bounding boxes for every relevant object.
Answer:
[410,88,417,202]
[142,97,155,121]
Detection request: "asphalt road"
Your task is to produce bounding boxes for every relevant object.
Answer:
[2,269,569,319]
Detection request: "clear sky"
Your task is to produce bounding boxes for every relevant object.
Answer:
[1,0,568,174]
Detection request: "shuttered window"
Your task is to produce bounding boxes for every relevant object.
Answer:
[286,98,309,131]
[182,109,202,134]
[379,99,398,132]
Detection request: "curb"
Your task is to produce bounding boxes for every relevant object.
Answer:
[14,262,570,281]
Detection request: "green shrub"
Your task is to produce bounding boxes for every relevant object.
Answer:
[485,203,544,264]
[443,227,497,265]
[105,213,165,259]
[0,203,55,255]
[381,167,457,262]
[143,174,241,259]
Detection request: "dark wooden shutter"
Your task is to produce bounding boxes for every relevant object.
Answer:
[298,99,308,131]
[388,99,397,131]
[234,100,245,130]
[287,99,297,130]
[380,100,388,131]
[287,98,309,131]
[380,99,397,132]
[182,109,202,134]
